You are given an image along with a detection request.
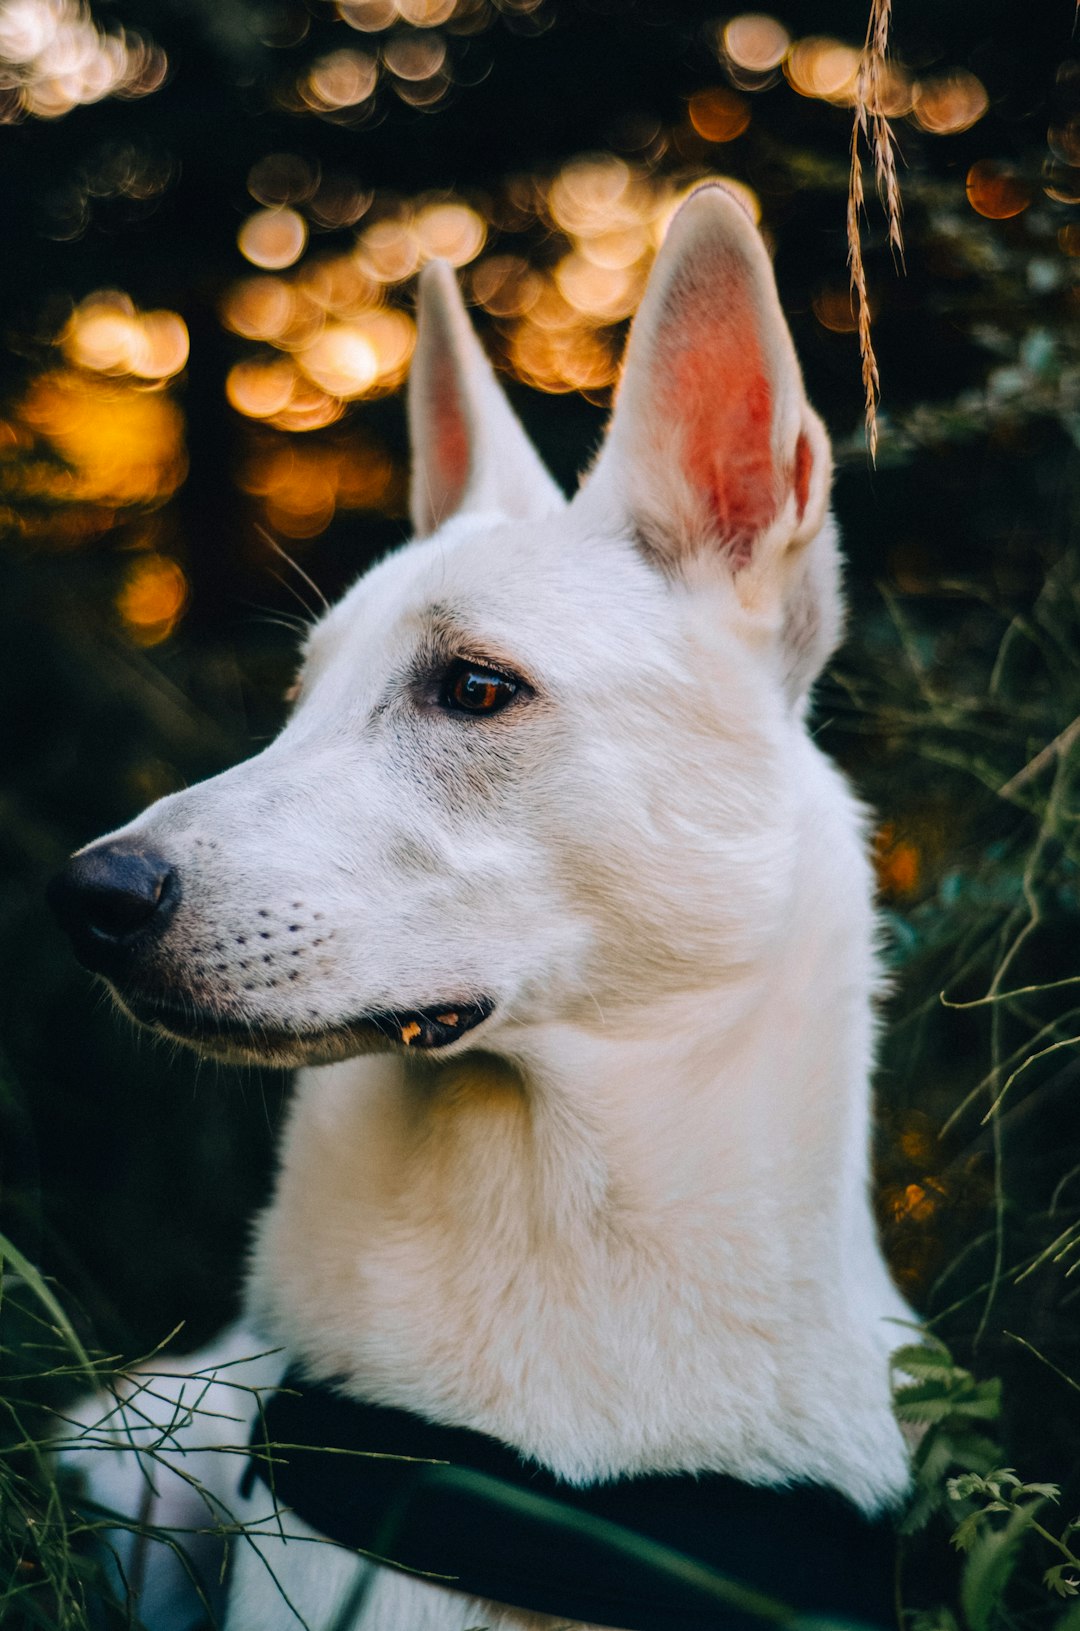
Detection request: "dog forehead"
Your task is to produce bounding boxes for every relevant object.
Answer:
[307,512,672,680]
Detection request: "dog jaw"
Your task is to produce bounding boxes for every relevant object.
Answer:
[114,987,497,1068]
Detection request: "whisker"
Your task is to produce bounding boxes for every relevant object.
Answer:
[255,524,331,616]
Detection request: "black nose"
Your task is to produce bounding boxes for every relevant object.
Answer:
[48,844,179,974]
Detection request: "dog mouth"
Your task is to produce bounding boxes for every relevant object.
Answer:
[117,991,496,1066]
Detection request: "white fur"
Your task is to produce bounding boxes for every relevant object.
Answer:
[62,187,912,1631]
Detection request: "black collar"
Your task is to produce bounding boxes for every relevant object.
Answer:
[243,1369,897,1631]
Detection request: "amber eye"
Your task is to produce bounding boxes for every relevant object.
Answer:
[442,661,519,716]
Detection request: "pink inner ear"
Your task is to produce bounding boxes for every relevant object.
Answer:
[430,354,471,515]
[663,277,780,568]
[793,430,812,522]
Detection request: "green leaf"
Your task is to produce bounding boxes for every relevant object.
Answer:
[952,1511,984,1553]
[961,1500,1047,1631]
[0,1231,95,1382]
[1046,1566,1080,1598]
[892,1342,965,1379]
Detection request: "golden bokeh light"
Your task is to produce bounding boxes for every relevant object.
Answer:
[241,438,399,537]
[868,63,915,118]
[722,14,790,73]
[302,256,381,317]
[356,217,422,282]
[0,0,167,122]
[396,0,457,24]
[337,0,398,29]
[525,281,580,335]
[785,37,860,104]
[117,553,189,646]
[335,0,489,24]
[20,370,187,505]
[874,824,920,898]
[1049,120,1080,168]
[247,153,319,207]
[812,286,859,334]
[688,88,751,143]
[302,48,378,112]
[63,293,140,374]
[554,255,644,323]
[576,227,649,271]
[135,312,190,379]
[382,32,446,81]
[913,72,989,135]
[1059,223,1080,257]
[226,357,300,419]
[1043,163,1080,206]
[965,160,1032,220]
[890,1182,938,1225]
[222,277,296,343]
[509,323,617,395]
[394,74,450,108]
[238,207,308,271]
[299,309,415,398]
[412,201,486,266]
[548,156,634,237]
[308,174,374,230]
[220,160,766,428]
[470,255,542,317]
[63,295,189,381]
[271,289,326,353]
[0,0,62,61]
[299,325,379,398]
[271,385,345,433]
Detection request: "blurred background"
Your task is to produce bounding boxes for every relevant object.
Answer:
[1,0,1080,1618]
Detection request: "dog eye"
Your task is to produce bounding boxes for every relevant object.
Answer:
[441,662,519,716]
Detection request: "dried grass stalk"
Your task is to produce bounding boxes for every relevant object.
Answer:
[849,0,904,460]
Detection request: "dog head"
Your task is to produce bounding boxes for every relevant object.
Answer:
[49,186,842,1067]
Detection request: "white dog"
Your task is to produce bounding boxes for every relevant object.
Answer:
[52,185,912,1631]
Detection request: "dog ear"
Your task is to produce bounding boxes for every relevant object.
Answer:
[578,186,840,699]
[409,260,564,537]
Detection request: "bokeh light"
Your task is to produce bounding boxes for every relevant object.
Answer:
[688,88,751,144]
[469,255,542,317]
[20,371,187,505]
[116,554,189,646]
[813,285,860,334]
[336,0,400,28]
[413,201,486,265]
[785,38,860,105]
[247,154,319,207]
[63,293,189,380]
[356,216,422,282]
[238,208,309,271]
[965,160,1032,220]
[240,437,399,536]
[913,72,989,135]
[397,0,457,23]
[222,278,298,344]
[301,48,378,113]
[1049,120,1080,167]
[382,32,446,83]
[0,0,167,122]
[225,358,301,419]
[722,14,790,74]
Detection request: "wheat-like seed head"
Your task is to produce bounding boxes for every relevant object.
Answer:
[848,0,904,461]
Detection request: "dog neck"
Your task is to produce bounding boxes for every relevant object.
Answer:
[247,835,912,1514]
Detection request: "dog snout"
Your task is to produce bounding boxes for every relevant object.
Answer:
[48,843,180,974]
